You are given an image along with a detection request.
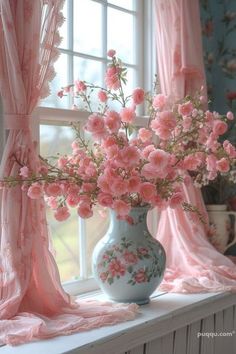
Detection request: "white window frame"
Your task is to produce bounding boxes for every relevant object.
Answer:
[31,0,157,296]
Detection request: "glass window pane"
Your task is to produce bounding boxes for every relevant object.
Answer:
[59,1,68,49]
[41,53,70,109]
[108,8,135,64]
[40,125,80,283]
[85,207,109,277]
[74,0,103,56]
[108,0,134,11]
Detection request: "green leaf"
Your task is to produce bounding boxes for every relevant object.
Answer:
[107,278,114,285]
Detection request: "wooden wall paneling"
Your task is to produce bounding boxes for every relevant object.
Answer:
[126,344,145,354]
[186,320,201,354]
[222,306,234,353]
[173,326,187,354]
[161,332,174,354]
[145,337,162,354]
[200,315,215,354]
[214,310,224,354]
[233,306,236,352]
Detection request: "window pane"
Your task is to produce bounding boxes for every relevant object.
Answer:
[108,8,135,64]
[41,53,70,109]
[40,125,80,283]
[86,207,109,277]
[74,0,103,56]
[108,0,134,11]
[59,1,68,49]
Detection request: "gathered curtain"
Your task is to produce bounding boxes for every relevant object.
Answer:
[153,0,236,293]
[0,0,137,346]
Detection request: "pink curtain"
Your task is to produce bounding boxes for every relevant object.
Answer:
[153,0,236,292]
[0,0,137,346]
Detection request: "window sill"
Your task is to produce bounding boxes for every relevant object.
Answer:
[1,291,235,354]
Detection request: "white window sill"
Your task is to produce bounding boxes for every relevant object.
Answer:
[1,291,235,354]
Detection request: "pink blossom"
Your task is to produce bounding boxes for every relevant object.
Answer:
[152,94,167,110]
[148,149,170,169]
[139,182,156,202]
[98,90,108,102]
[58,157,68,169]
[99,272,108,282]
[66,194,80,208]
[132,88,145,105]
[127,176,141,192]
[102,136,117,149]
[134,269,147,283]
[124,251,138,264]
[141,163,159,179]
[178,101,194,116]
[107,49,116,57]
[216,158,230,173]
[169,192,184,209]
[82,182,96,192]
[183,155,202,171]
[138,128,152,142]
[119,146,140,167]
[113,200,131,216]
[98,175,112,193]
[213,120,228,136]
[85,114,106,136]
[45,183,62,197]
[111,178,128,196]
[19,166,29,178]
[27,183,43,199]
[105,66,120,90]
[54,206,70,222]
[182,116,192,131]
[46,196,58,209]
[223,140,236,158]
[142,144,155,159]
[57,90,64,98]
[208,171,217,180]
[227,111,234,120]
[77,202,93,218]
[108,259,125,277]
[97,193,113,207]
[120,107,136,124]
[75,80,86,92]
[104,110,121,133]
[151,111,176,140]
[206,154,217,172]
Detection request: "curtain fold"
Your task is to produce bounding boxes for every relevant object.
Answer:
[0,0,137,346]
[153,0,236,293]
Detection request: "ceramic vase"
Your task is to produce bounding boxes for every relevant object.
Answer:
[92,206,166,305]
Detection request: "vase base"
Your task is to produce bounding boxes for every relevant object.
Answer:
[109,297,150,305]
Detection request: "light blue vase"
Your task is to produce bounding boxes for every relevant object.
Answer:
[92,206,166,305]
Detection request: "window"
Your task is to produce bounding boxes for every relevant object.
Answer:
[33,0,155,295]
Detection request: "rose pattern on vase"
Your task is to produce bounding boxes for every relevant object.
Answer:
[92,207,166,305]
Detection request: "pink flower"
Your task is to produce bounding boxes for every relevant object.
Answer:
[57,90,64,98]
[138,128,152,142]
[142,144,155,159]
[104,110,121,133]
[75,80,86,92]
[27,183,43,199]
[151,111,176,140]
[223,140,236,158]
[141,163,159,179]
[132,88,145,105]
[178,101,194,116]
[66,194,80,208]
[119,146,140,167]
[216,158,230,173]
[183,155,202,171]
[54,206,70,222]
[134,269,147,283]
[107,49,116,57]
[98,175,112,193]
[45,183,62,197]
[57,157,68,169]
[182,116,192,131]
[46,196,58,209]
[152,94,167,110]
[85,114,106,137]
[139,182,156,202]
[127,176,141,192]
[206,154,217,172]
[226,111,234,120]
[169,192,184,209]
[120,107,136,123]
[98,90,108,102]
[97,193,113,207]
[99,272,108,282]
[105,66,120,90]
[124,251,138,264]
[137,247,148,256]
[213,120,228,136]
[108,259,126,277]
[148,149,170,169]
[111,178,128,196]
[77,202,93,218]
[19,166,29,178]
[113,200,131,216]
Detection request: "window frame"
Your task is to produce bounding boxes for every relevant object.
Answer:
[0,0,156,295]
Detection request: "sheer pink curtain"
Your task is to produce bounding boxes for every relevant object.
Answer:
[0,0,137,346]
[153,0,236,293]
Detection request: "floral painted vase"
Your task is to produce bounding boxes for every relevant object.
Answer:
[92,207,166,305]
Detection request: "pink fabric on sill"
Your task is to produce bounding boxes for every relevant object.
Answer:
[0,0,138,346]
[153,0,236,293]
